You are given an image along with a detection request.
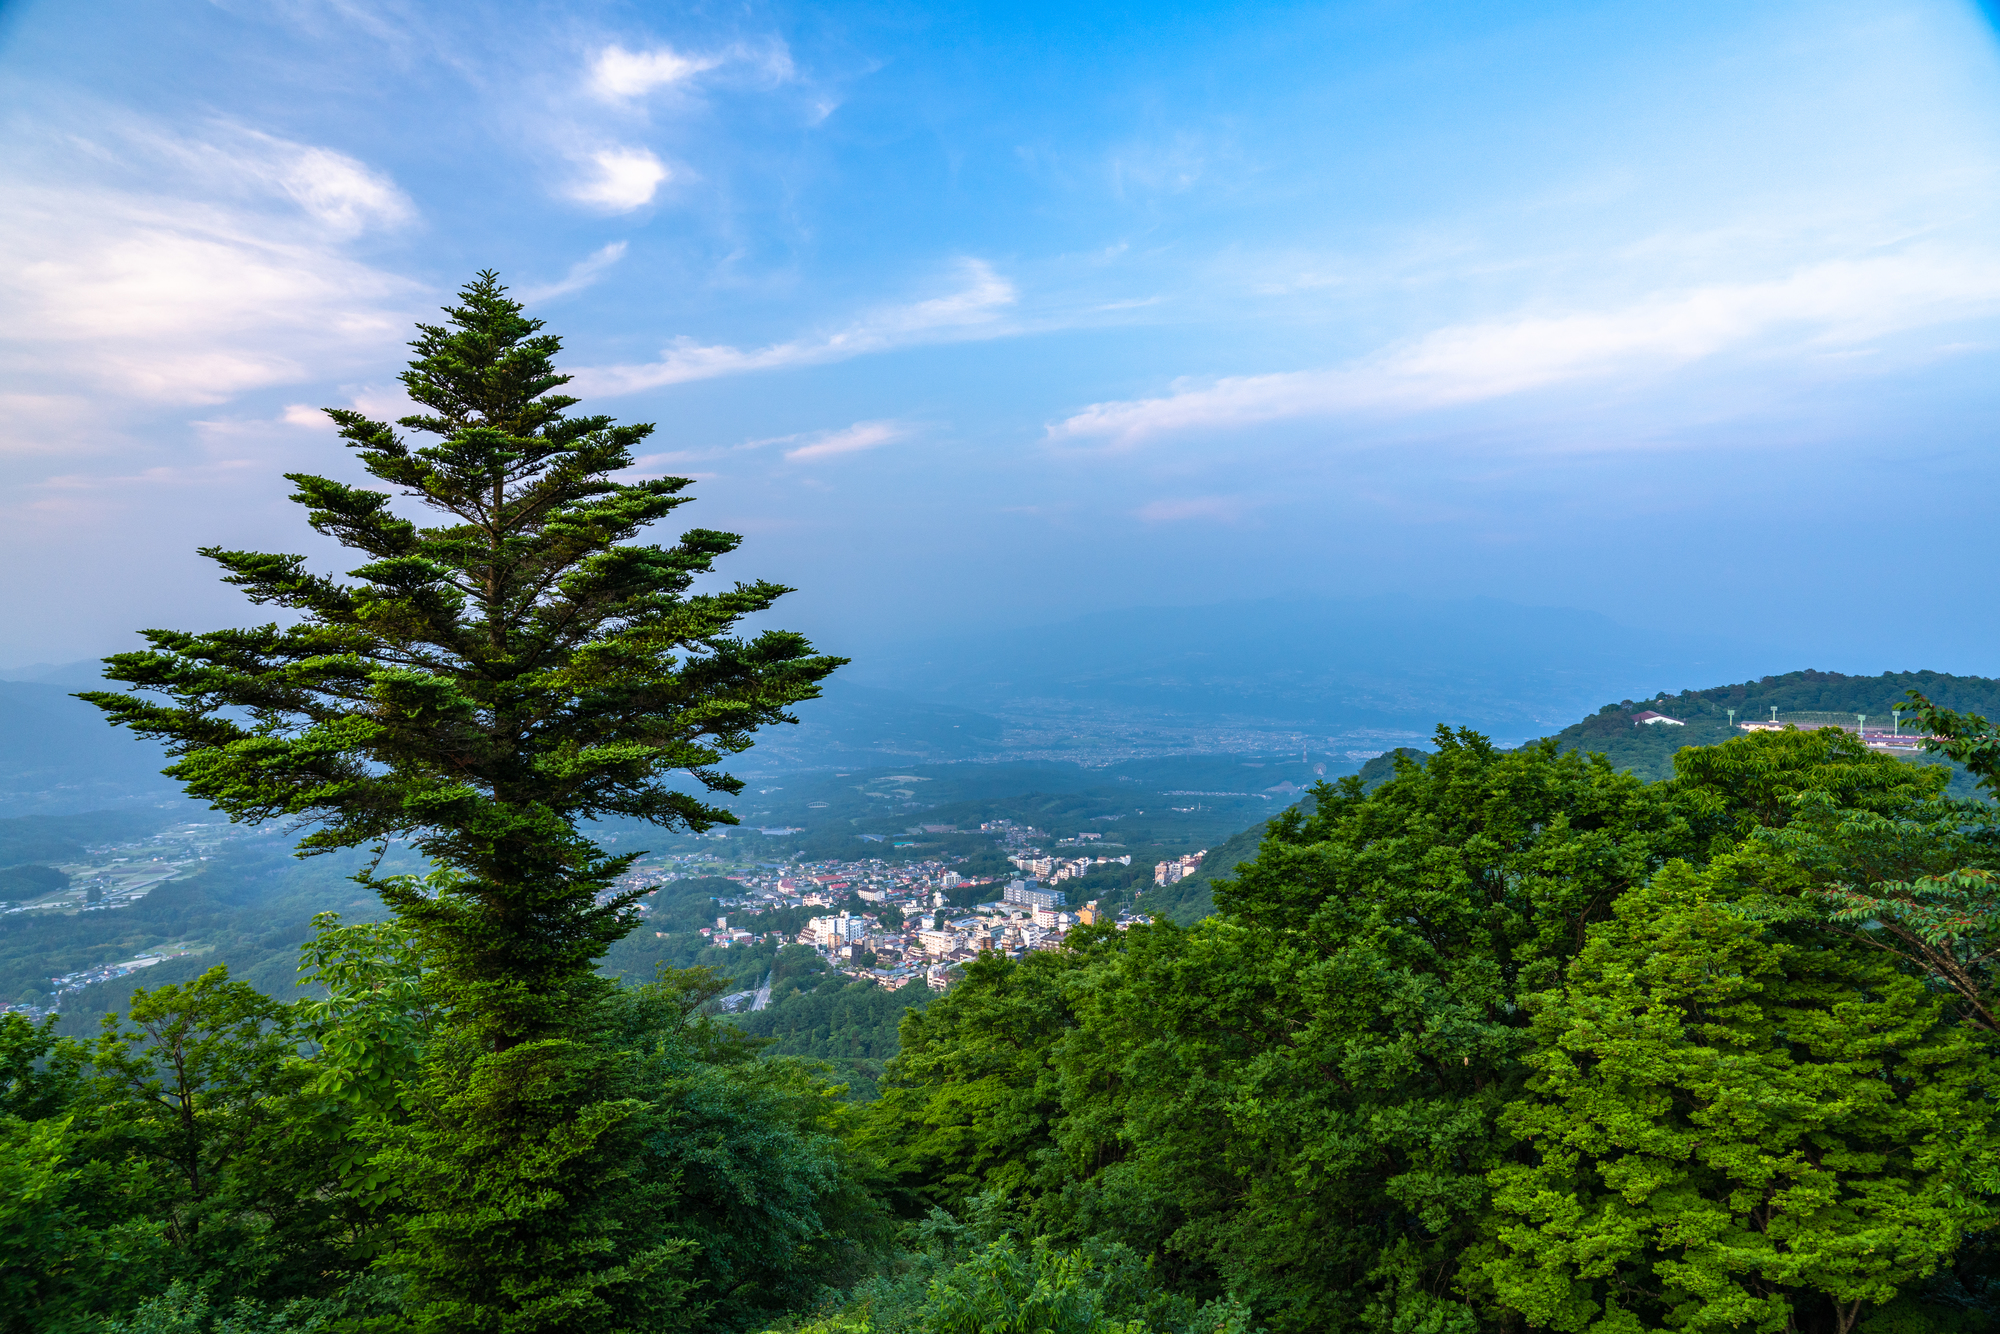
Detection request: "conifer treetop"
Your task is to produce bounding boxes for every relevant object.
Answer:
[81,272,843,1042]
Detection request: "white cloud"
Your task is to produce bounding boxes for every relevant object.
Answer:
[266,141,413,235]
[590,44,722,100]
[0,119,423,410]
[139,125,415,236]
[520,241,629,302]
[0,199,419,407]
[569,148,668,211]
[281,403,334,428]
[784,420,908,462]
[573,259,1017,395]
[1049,247,2000,447]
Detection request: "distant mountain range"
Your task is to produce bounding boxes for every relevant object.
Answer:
[846,595,1777,730]
[3,598,1965,800]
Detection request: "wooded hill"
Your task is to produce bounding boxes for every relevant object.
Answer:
[1539,668,2000,786]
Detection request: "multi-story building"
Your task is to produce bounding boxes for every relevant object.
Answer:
[804,910,866,949]
[918,929,962,957]
[1153,852,1207,886]
[1003,879,1065,910]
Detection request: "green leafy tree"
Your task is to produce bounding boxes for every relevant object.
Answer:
[83,967,330,1299]
[1483,858,2000,1334]
[864,948,1093,1216]
[1817,868,2000,1034]
[1057,731,1695,1332]
[77,274,843,1331]
[923,1236,1151,1334]
[0,1113,166,1334]
[602,967,888,1331]
[885,729,1967,1334]
[1665,727,2000,1031]
[1903,693,2000,800]
[1668,725,1953,847]
[0,1011,84,1120]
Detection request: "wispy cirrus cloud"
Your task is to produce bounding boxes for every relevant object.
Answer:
[521,241,629,302]
[257,137,413,234]
[586,39,795,102]
[1050,246,2000,447]
[620,419,913,472]
[783,420,909,462]
[590,44,723,100]
[571,259,1017,396]
[0,120,422,409]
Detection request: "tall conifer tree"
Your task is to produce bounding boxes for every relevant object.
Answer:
[80,273,843,1328]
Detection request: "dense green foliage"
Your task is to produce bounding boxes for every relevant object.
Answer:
[732,947,934,1101]
[1,921,885,1334]
[841,726,2000,1334]
[12,719,2000,1333]
[1484,858,1997,1334]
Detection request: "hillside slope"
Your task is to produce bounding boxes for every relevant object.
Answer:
[1138,795,1318,924]
[1541,669,1998,787]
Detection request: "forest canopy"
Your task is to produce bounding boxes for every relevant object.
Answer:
[11,722,2000,1334]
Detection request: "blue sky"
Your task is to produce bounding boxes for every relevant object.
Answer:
[2,0,1999,674]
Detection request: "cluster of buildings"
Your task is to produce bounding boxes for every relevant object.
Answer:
[685,844,1153,990]
[627,821,1163,993]
[618,854,971,917]
[1009,851,1133,882]
[697,916,758,948]
[792,888,1150,992]
[1154,851,1208,886]
[13,952,178,1016]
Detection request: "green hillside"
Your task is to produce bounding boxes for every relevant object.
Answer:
[1137,794,1320,924]
[1541,668,2000,788]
